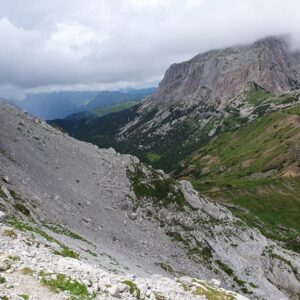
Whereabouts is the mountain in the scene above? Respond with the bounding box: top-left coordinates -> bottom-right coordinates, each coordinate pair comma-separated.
51,36 -> 300,259
11,88 -> 156,120
12,91 -> 99,120
52,36 -> 300,170
152,36 -> 300,106
84,88 -> 156,111
1,101 -> 300,299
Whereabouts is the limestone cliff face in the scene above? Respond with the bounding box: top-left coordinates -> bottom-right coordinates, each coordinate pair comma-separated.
152,37 -> 300,107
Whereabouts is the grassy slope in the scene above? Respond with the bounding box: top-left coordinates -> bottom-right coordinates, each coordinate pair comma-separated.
64,100 -> 141,120
91,100 -> 140,117
177,104 -> 300,251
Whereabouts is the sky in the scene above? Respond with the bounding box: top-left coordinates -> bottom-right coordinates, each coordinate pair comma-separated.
1,0 -> 300,98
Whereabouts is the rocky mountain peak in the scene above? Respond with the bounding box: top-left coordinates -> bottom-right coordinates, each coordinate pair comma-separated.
151,36 -> 300,107
252,35 -> 288,48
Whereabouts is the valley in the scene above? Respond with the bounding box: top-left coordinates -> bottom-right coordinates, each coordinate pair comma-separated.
2,1 -> 300,299
1,36 -> 300,299
51,37 -> 300,261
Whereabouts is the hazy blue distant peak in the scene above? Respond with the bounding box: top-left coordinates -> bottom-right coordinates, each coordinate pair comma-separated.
10,87 -> 156,120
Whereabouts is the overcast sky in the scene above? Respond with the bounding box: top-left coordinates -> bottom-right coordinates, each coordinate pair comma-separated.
1,0 -> 300,98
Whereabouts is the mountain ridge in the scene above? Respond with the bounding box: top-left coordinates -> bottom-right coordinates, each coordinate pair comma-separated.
151,36 -> 300,107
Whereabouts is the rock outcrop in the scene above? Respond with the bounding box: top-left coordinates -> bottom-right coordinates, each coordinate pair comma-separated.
152,36 -> 300,107
0,224 -> 249,300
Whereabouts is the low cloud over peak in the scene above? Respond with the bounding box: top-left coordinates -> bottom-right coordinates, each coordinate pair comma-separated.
1,0 -> 300,98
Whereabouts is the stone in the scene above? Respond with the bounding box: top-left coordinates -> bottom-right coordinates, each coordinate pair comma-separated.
0,211 -> 5,222
2,176 -> 10,184
116,283 -> 128,293
50,274 -> 57,280
0,254 -> 11,272
208,128 -> 217,137
210,278 -> 221,287
129,213 -> 138,220
108,285 -> 121,298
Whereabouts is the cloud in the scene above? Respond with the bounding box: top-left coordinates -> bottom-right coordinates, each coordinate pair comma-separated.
0,0 -> 300,98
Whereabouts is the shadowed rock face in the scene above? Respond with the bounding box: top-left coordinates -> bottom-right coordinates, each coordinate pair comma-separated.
152,36 -> 300,107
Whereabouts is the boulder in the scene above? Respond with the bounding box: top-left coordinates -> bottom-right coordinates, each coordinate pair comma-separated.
2,176 -> 10,184
210,278 -> 221,287
0,211 -> 5,223
129,212 -> 138,221
0,253 -> 11,272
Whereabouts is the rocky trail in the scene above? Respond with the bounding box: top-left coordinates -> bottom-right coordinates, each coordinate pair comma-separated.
0,223 -> 248,300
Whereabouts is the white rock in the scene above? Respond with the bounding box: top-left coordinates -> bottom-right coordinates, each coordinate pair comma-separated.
108,285 -> 121,298
0,211 -> 5,222
2,176 -> 10,184
0,253 -> 11,271
210,278 -> 221,287
129,213 -> 138,220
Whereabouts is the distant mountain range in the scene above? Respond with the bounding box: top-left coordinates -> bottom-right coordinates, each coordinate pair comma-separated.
11,87 -> 156,120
